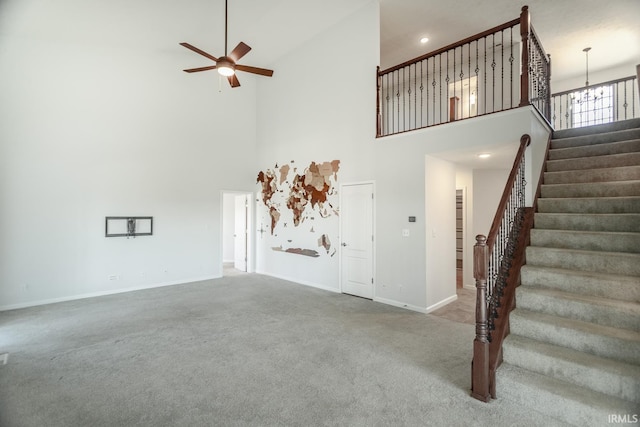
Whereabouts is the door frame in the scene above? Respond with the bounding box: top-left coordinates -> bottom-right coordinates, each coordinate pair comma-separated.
339,180 -> 376,298
220,190 -> 254,274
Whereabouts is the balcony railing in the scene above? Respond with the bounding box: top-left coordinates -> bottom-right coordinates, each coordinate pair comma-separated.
376,6 -> 550,137
551,75 -> 639,130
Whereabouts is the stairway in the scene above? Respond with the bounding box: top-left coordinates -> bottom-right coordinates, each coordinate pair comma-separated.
497,118 -> 640,426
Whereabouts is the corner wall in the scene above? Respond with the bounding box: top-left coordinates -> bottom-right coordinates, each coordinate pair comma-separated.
0,23 -> 258,309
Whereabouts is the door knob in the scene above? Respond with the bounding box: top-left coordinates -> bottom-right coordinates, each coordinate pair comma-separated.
341,242 -> 347,247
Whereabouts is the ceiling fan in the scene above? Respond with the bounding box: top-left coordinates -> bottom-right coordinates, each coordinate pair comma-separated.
179,0 -> 274,88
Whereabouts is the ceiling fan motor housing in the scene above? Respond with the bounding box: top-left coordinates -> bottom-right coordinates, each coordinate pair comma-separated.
216,56 -> 235,76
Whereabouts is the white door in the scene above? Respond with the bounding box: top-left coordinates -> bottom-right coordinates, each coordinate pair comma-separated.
234,194 -> 247,271
340,183 -> 374,299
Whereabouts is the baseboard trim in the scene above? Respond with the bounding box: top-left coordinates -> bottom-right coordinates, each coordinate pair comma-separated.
425,293 -> 458,313
255,270 -> 340,294
0,275 -> 219,312
373,296 -> 428,314
463,284 -> 476,291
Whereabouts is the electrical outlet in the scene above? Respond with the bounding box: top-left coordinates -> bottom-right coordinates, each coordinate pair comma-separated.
108,275 -> 117,281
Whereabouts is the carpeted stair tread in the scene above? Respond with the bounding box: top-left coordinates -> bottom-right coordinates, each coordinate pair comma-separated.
553,117 -> 640,139
546,152 -> 640,172
540,180 -> 640,198
509,309 -> 640,364
498,121 -> 640,423
537,196 -> 640,213
534,212 -> 640,232
502,334 -> 640,402
530,229 -> 640,253
497,363 -> 639,427
543,165 -> 640,184
520,265 -> 640,303
525,246 -> 640,276
551,127 -> 640,149
548,139 -> 640,161
516,286 -> 640,331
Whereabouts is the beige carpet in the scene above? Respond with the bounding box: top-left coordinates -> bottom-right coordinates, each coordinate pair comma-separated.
0,273 -> 567,427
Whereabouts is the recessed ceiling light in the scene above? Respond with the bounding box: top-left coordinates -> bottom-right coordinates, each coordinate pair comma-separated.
478,153 -> 491,159
420,37 -> 429,44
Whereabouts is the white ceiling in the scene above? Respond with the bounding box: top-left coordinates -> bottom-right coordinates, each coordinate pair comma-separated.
3,0 -> 637,172
2,0 -> 638,84
3,0 -> 638,85
380,0 -> 640,82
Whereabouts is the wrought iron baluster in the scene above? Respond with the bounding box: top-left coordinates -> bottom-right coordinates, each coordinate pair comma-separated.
468,43 -> 471,119
500,30 -> 504,110
438,53 -> 442,123
491,34 -> 496,113
433,56 -> 437,126
484,37 -> 487,115
509,28 -> 514,108
420,60 -> 424,128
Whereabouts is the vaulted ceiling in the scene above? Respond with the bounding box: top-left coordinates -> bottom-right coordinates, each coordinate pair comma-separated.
2,0 -> 638,85
381,0 -> 640,82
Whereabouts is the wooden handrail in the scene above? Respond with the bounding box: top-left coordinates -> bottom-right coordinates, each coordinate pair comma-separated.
378,17 -> 520,76
471,132 -> 531,401
485,134 -> 531,252
376,6 -> 546,136
551,75 -> 637,98
471,131 -> 554,402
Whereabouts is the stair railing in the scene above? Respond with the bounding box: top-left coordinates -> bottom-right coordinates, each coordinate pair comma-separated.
551,75 -> 639,130
376,6 -> 551,137
471,134 -> 534,401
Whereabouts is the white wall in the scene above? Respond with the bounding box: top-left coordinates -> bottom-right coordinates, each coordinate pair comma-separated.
472,169 -> 510,242
374,107 -> 550,312
0,0 -> 554,314
0,12 -> 258,309
425,156 -> 456,311
253,1 -> 380,291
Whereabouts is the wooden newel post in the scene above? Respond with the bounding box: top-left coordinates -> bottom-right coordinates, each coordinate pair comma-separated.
519,5 -> 530,107
471,234 -> 490,401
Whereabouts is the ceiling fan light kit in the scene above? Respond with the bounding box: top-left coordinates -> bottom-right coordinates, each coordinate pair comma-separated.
216,58 -> 235,76
180,0 -> 273,88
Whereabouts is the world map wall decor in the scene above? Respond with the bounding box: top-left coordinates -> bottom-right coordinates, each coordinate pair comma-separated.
257,160 -> 340,258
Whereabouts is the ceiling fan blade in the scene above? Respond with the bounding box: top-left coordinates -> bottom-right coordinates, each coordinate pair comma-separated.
183,65 -> 218,73
179,42 -> 218,62
228,74 -> 241,88
229,42 -> 251,62
235,64 -> 274,77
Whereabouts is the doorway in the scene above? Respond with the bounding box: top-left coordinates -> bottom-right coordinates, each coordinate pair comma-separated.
340,182 -> 375,299
455,189 -> 464,288
222,192 -> 252,276
448,75 -> 478,121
